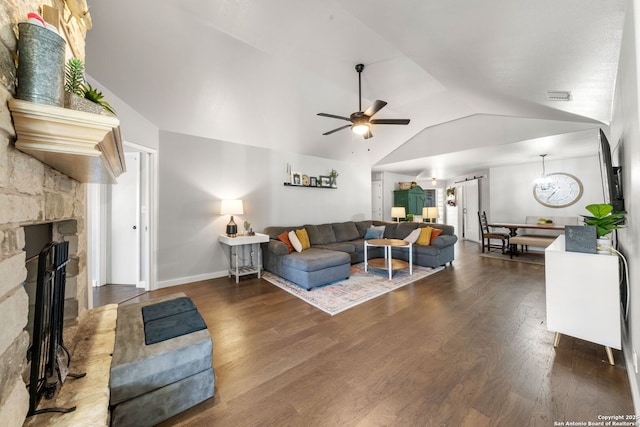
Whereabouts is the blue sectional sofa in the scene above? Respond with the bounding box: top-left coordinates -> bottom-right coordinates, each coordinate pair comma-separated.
262,220 -> 457,290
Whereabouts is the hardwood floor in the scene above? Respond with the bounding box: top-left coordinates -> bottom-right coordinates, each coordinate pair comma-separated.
93,284 -> 146,307
128,241 -> 633,426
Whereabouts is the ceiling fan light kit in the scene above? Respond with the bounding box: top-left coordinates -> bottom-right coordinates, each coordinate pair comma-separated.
318,63 -> 410,139
352,119 -> 369,135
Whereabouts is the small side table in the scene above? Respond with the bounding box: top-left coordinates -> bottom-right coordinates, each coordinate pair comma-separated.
364,238 -> 412,279
219,233 -> 270,283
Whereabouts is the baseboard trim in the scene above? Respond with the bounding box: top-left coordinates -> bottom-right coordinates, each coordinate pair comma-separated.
157,270 -> 228,288
622,338 -> 640,414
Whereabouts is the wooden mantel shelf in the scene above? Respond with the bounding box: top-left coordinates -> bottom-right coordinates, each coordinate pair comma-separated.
8,98 -> 126,183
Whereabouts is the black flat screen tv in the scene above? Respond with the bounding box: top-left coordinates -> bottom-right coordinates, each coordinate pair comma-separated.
598,129 -> 624,212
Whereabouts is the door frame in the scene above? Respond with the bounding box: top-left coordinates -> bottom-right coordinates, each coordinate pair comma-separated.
86,141 -> 158,308
459,180 -> 480,243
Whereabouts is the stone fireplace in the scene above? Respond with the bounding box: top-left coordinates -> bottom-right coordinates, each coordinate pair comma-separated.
0,1 -> 92,426
0,152 -> 88,425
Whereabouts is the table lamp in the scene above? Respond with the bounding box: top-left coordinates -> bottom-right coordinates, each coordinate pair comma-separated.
391,207 -> 406,223
221,199 -> 244,237
422,206 -> 439,223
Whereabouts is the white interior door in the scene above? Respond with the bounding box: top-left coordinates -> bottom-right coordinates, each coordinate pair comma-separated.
109,152 -> 140,285
461,180 -> 480,243
372,180 -> 383,220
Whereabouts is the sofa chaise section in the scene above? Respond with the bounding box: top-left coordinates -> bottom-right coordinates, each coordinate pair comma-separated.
262,231 -> 351,290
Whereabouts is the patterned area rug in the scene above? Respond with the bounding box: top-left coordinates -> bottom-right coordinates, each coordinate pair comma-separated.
262,263 -> 444,316
479,251 -> 545,265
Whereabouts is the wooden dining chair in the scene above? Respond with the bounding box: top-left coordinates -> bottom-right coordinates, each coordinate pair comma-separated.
478,211 -> 510,253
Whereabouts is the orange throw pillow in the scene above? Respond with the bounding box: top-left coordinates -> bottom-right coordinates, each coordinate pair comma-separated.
430,228 -> 443,244
295,228 -> 311,250
277,231 -> 294,252
416,227 -> 433,246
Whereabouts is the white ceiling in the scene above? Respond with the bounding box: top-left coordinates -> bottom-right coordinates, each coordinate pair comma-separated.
84,0 -> 627,180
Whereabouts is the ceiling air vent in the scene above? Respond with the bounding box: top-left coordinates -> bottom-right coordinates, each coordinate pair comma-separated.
546,90 -> 572,101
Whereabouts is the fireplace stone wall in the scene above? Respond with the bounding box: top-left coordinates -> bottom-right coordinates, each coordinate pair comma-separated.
0,2 -> 89,426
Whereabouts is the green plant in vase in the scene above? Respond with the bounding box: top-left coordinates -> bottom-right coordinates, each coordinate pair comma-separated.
64,57 -> 116,115
581,203 -> 626,238
243,220 -> 254,236
64,57 -> 85,96
329,169 -> 339,187
81,82 -> 116,115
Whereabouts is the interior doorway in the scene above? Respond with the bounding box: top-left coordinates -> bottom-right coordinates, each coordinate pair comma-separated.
87,141 -> 158,308
458,180 -> 480,243
372,180 -> 383,220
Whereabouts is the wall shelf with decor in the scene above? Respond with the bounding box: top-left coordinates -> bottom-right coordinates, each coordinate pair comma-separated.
283,183 -> 336,189
8,98 -> 125,183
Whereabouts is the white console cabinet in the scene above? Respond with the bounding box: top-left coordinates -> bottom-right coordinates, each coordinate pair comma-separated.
545,235 -> 621,364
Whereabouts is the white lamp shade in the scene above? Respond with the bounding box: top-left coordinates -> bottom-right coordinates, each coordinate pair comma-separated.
220,199 -> 244,215
391,207 -> 406,219
422,207 -> 439,219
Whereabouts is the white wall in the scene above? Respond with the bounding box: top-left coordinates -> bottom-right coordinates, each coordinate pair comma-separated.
489,154 -> 604,222
610,0 -> 640,411
86,74 -> 160,150
158,130 -> 371,287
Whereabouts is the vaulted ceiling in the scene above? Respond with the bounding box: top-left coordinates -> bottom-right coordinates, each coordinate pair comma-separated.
85,0 -> 626,180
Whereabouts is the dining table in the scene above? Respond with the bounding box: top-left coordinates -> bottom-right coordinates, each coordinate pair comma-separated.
487,222 -> 566,237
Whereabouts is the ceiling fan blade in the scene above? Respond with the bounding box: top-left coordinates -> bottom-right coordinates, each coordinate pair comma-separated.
322,124 -> 352,135
363,128 -> 373,139
370,119 -> 411,125
363,100 -> 387,117
317,112 -> 352,121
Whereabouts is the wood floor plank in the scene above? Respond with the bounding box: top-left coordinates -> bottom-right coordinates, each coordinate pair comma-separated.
131,241 -> 635,427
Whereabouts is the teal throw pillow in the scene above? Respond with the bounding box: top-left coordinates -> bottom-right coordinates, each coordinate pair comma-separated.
364,227 -> 384,240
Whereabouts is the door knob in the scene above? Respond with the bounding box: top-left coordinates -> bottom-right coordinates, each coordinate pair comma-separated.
133,225 -> 137,230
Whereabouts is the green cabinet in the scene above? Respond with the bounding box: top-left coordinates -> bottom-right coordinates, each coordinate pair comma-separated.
394,186 -> 427,216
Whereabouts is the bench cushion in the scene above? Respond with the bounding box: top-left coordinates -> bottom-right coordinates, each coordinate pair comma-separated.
144,309 -> 207,345
142,296 -> 196,322
281,248 -> 350,272
510,235 -> 556,247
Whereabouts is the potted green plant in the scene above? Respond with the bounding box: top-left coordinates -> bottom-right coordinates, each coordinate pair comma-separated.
65,57 -> 85,97
581,203 -> 626,238
82,82 -> 116,115
581,203 -> 626,253
244,220 -> 254,236
329,169 -> 339,188
64,58 -> 116,115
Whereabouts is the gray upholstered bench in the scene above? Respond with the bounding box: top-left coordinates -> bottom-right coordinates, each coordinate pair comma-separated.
110,293 -> 214,427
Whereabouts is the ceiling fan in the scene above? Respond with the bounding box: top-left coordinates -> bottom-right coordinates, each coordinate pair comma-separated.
318,63 -> 410,139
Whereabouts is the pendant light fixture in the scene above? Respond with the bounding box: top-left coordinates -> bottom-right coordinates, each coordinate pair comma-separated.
534,154 -> 553,191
